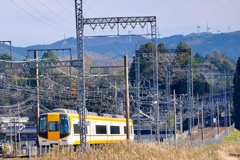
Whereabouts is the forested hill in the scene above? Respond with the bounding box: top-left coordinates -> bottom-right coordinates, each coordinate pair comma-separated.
7,30 -> 240,61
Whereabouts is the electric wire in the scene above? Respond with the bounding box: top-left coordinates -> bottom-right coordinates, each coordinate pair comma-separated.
83,2 -> 135,62
23,0 -> 74,33
38,0 -> 74,26
0,97 -> 34,108
67,0 -> 74,6
55,0 -> 74,16
10,0 -> 71,33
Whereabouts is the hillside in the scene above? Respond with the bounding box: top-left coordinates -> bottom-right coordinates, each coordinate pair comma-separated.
2,31 -> 240,61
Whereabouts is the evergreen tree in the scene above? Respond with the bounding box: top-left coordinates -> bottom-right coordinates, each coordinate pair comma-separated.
233,57 -> 240,129
0,53 -> 11,60
42,51 -> 58,61
157,42 -> 169,53
194,53 -> 205,63
139,42 -> 156,53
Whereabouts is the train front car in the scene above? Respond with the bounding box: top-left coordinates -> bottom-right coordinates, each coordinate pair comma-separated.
38,109 -> 134,147
38,111 -> 72,146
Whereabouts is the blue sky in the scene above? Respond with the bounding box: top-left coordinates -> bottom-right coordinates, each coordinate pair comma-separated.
0,0 -> 239,47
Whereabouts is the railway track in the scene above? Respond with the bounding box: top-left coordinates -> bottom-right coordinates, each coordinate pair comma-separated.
184,127 -> 227,140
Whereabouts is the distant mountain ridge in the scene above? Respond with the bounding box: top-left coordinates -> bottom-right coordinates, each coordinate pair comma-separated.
7,31 -> 240,61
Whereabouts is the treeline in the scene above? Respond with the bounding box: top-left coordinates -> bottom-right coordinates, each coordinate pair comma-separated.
129,42 -> 235,96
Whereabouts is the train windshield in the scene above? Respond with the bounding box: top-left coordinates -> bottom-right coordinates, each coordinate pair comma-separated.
39,115 -> 48,138
60,114 -> 70,138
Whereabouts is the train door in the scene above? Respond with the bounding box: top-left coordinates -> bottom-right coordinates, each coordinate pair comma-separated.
48,114 -> 60,141
72,118 -> 80,145
107,120 -> 110,143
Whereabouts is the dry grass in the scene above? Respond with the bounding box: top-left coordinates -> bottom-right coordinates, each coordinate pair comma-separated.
35,129 -> 240,160
38,140 -> 240,160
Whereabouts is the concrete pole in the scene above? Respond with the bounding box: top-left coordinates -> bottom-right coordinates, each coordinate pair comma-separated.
174,90 -> 177,147
114,82 -> 117,114
150,107 -> 152,141
14,111 -> 17,156
180,96 -> 183,135
124,55 -> 130,140
9,109 -> 12,148
217,102 -> 220,135
165,118 -> 168,139
228,102 -> 231,132
9,41 -> 12,61
18,103 -> 21,151
34,51 -> 40,135
201,101 -> 204,141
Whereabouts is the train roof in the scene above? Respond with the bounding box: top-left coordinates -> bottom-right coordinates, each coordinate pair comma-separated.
52,108 -> 78,114
40,108 -> 127,120
47,108 -> 125,118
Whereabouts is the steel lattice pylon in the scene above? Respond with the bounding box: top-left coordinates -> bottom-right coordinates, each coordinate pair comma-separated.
75,0 -> 158,148
75,0 -> 86,150
187,49 -> 194,139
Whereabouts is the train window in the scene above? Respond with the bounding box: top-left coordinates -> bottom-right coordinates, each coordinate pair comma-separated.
73,124 -> 88,134
60,115 -> 70,134
124,126 -> 132,134
110,126 -> 120,134
39,115 -> 47,132
74,124 -> 80,134
96,125 -> 107,134
49,122 -> 59,132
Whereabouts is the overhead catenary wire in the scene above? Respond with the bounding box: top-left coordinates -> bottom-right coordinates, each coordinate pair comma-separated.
0,45 -> 31,61
23,0 -> 74,33
55,0 -> 75,16
67,0 -> 74,6
0,97 -> 34,108
10,0 -> 72,33
83,1 -> 138,63
38,0 -> 74,26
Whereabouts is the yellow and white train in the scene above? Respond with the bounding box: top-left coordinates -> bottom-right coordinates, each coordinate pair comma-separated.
38,108 -> 134,146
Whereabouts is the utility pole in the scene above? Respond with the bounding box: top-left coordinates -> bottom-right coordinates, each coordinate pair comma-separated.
14,110 -> 17,156
228,102 -> 231,127
150,107 -> 152,141
165,113 -> 168,139
201,101 -> 204,141
34,51 -> 40,135
197,94 -> 199,130
217,102 -> 220,135
210,68 -> 214,138
174,90 -> 177,148
224,71 -> 227,134
124,55 -> 130,140
18,103 -> 21,151
114,82 -> 117,114
9,109 -> 12,149
180,100 -> 183,135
